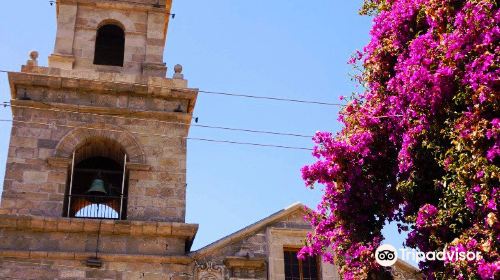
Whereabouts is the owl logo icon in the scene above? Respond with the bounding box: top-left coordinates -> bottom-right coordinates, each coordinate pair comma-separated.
375,244 -> 398,266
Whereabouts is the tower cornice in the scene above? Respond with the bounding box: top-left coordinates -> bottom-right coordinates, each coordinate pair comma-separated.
56,0 -> 173,14
8,68 -> 198,117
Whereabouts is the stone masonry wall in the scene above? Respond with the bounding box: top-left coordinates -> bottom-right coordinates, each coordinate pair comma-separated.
1,71 -> 194,222
0,215 -> 197,256
0,257 -> 192,280
0,208 -> 197,280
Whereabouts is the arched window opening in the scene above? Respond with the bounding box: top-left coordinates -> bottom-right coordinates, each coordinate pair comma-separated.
64,138 -> 129,220
93,24 -> 125,67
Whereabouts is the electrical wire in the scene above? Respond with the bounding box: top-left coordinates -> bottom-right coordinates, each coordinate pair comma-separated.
0,118 -> 313,151
1,102 -> 314,138
0,101 -> 402,121
0,69 -> 344,107
195,89 -> 343,106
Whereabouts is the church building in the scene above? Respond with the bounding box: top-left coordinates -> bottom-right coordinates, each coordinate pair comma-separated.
0,0 -> 420,279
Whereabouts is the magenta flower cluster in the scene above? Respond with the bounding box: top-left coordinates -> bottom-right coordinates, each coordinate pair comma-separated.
415,204 -> 438,228
300,0 -> 499,279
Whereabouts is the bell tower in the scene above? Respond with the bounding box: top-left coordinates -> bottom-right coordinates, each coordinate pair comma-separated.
0,0 -> 199,278
49,0 -> 173,77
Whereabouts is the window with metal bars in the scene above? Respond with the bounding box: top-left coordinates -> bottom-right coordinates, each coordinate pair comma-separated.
284,249 -> 320,280
63,138 -> 129,220
64,156 -> 128,220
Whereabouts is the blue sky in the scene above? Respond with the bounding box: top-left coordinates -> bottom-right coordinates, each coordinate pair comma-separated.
0,0 -> 408,257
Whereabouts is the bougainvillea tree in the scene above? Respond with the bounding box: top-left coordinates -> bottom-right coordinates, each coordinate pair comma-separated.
300,0 -> 499,279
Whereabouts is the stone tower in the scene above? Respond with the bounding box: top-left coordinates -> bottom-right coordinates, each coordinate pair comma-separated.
0,0 -> 199,278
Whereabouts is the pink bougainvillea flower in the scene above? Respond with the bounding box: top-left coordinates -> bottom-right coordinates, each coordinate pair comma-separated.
300,0 -> 500,279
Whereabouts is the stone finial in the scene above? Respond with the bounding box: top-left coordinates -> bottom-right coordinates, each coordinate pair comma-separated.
30,51 -> 39,60
27,51 -> 39,67
173,64 -> 184,79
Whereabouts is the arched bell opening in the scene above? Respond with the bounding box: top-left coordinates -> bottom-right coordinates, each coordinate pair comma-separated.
93,23 -> 125,67
63,137 -> 129,220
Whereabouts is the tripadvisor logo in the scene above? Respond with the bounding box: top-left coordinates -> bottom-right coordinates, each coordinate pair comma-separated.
375,244 -> 398,267
375,244 -> 483,267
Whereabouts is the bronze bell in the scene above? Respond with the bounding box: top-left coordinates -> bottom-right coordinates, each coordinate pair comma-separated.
86,178 -> 107,196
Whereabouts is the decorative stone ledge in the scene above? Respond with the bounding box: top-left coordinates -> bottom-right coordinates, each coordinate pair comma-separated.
224,256 -> 266,269
0,214 -> 198,239
0,249 -> 192,265
9,70 -> 197,107
10,99 -> 193,123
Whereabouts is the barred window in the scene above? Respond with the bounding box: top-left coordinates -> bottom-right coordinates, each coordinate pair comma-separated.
284,249 -> 320,280
63,137 -> 128,220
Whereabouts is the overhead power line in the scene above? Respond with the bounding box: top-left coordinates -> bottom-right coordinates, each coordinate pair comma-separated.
0,70 -> 343,107
0,118 -> 313,151
194,89 -> 343,106
1,103 -> 313,138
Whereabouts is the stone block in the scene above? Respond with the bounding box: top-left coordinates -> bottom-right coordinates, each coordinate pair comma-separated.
48,251 -> 75,260
156,222 -> 172,235
11,136 -> 38,148
142,223 -> 157,235
29,250 -> 48,259
31,218 -> 45,231
37,139 -> 59,149
83,219 -> 100,232
57,218 -> 72,231
100,220 -> 115,233
85,268 -> 119,279
114,222 -> 131,235
68,219 -> 84,232
47,171 -> 67,184
44,217 -> 58,231
0,216 -> 18,228
23,171 -> 49,184
134,23 -> 147,33
38,148 -> 53,159
48,193 -> 65,202
14,147 -> 36,159
16,216 -> 32,229
60,270 -> 86,279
